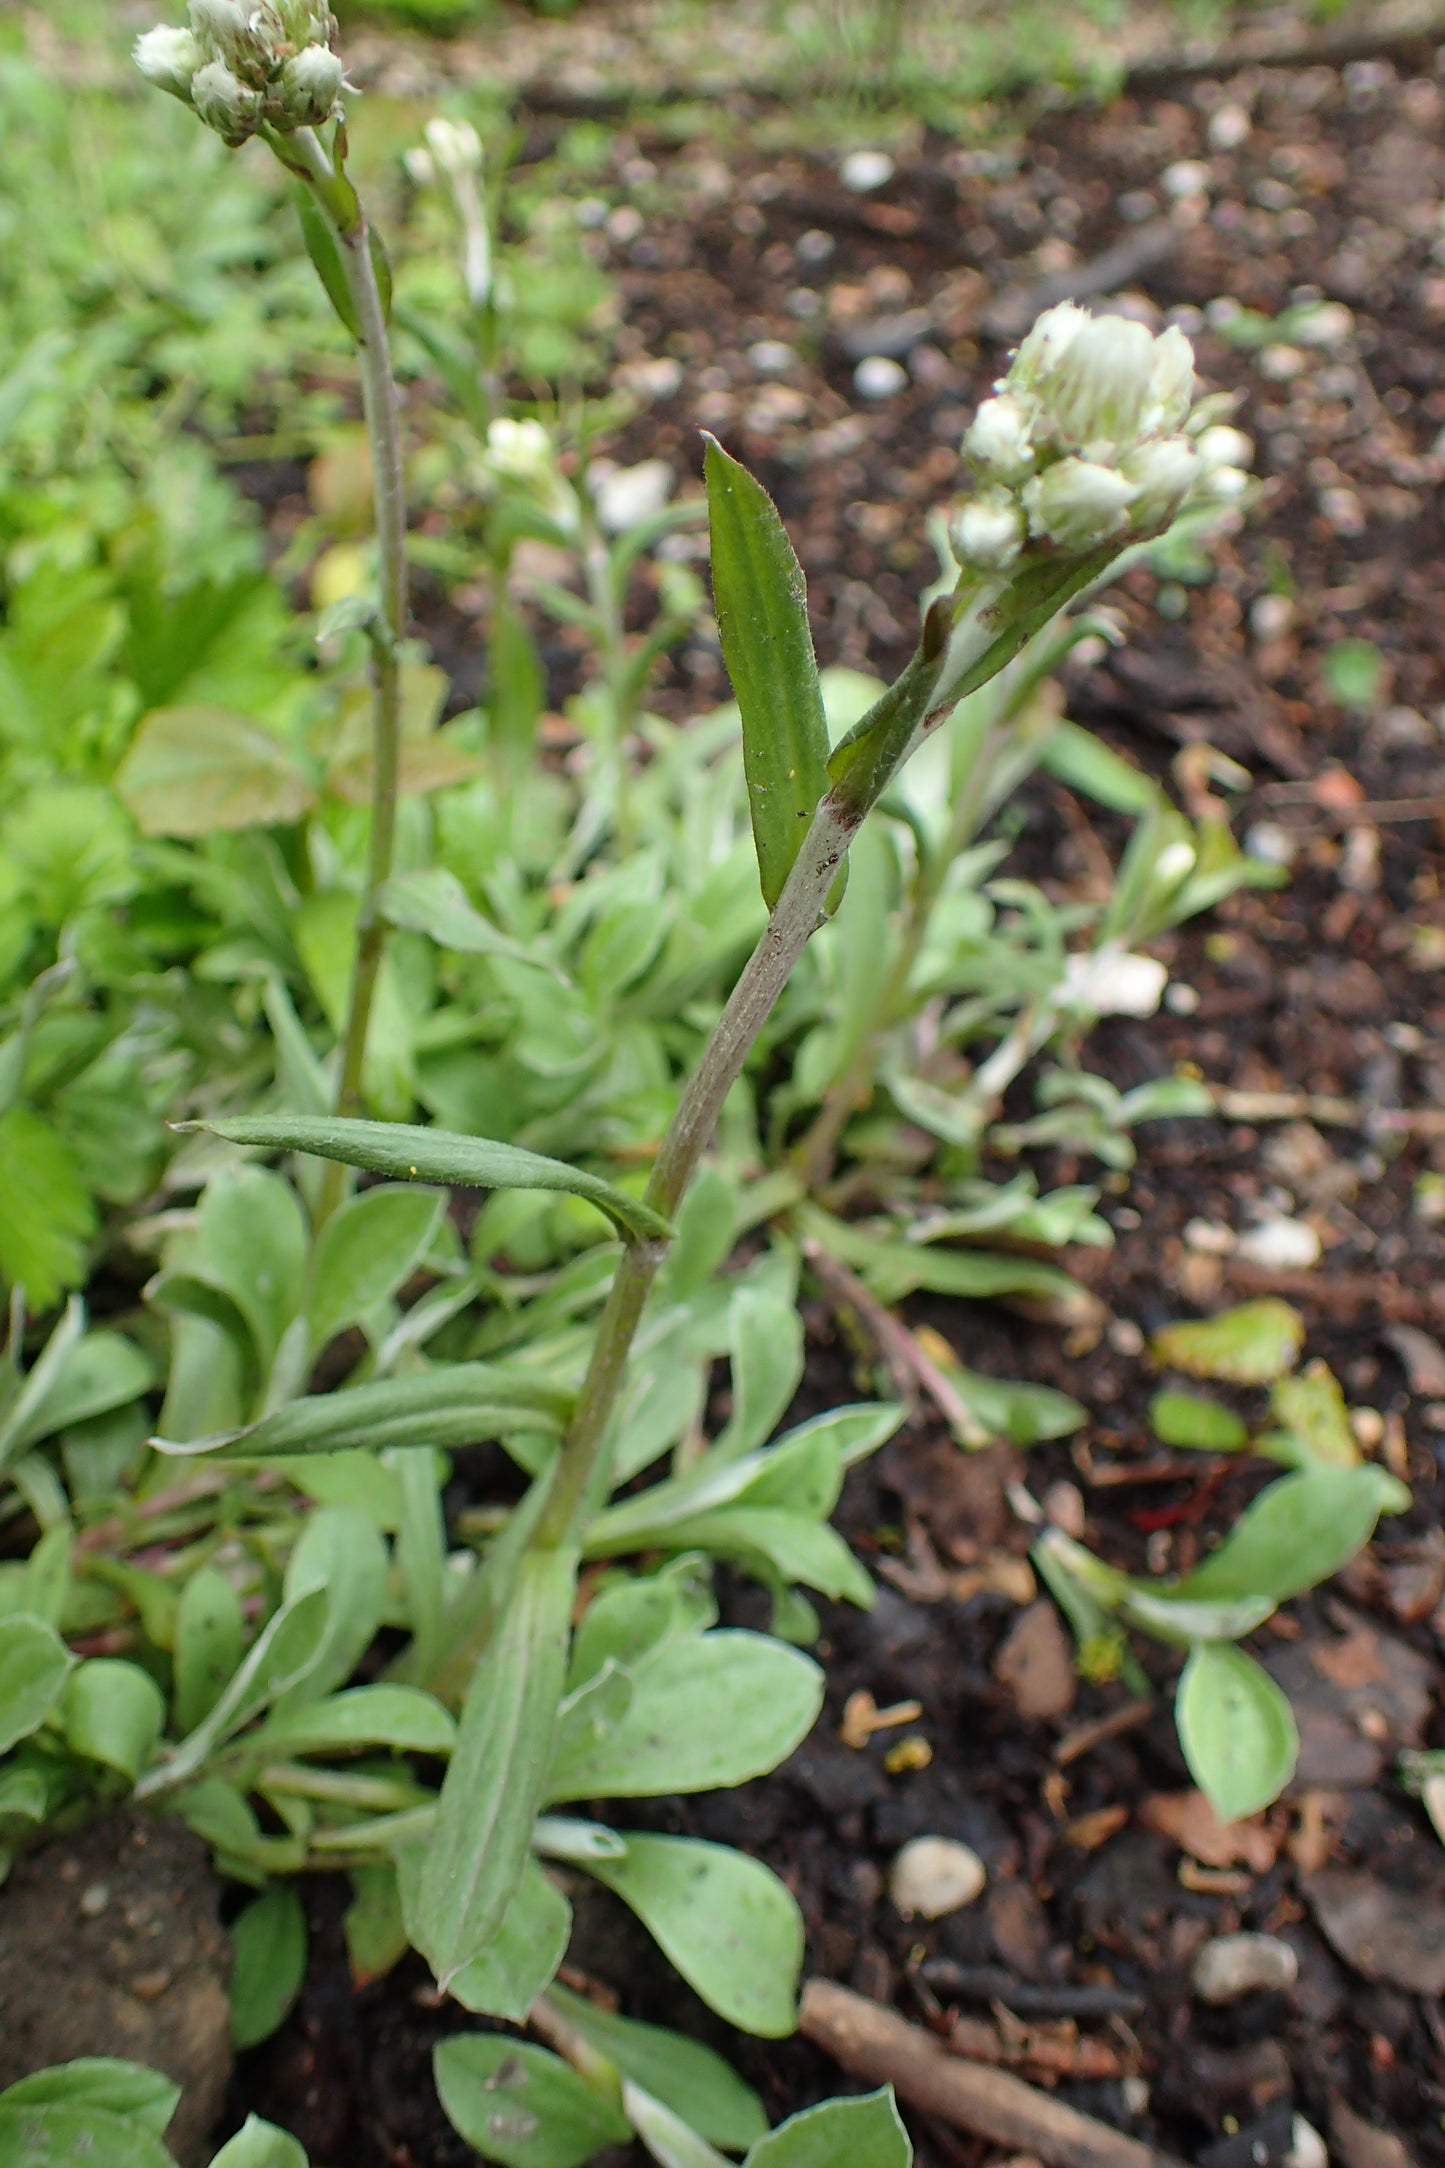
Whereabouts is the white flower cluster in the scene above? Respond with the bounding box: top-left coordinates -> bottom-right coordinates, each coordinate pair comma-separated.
480,418 -> 578,532
949,304 -> 1252,576
135,2 -> 344,147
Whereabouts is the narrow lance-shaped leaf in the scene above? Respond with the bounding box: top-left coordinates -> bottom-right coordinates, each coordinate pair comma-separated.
414,1544 -> 578,1990
704,435 -> 830,906
177,1115 -> 673,1246
153,1362 -> 567,1462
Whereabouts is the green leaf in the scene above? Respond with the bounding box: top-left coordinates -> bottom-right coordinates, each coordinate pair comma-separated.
713,1284 -> 805,1463
345,1861 -> 408,1986
276,1506 -> 389,1709
1037,719 -> 1156,815
0,2059 -> 179,2136
584,1835 -> 803,2037
155,1363 -> 567,1462
179,1116 -> 673,1247
434,2038 -> 631,2168
1270,1362 -> 1358,1468
380,869 -> 562,977
63,1659 -> 166,1781
0,2104 -> 175,2168
1152,1300 -> 1305,1385
704,435 -> 830,907
231,1883 -> 308,2050
305,1184 -> 446,1354
623,2084 -> 731,2168
209,2116 -> 312,2168
161,1166 -> 309,1378
745,2090 -> 911,2168
415,1545 -> 576,1990
249,1685 -> 456,1760
547,1986 -> 767,2152
174,1567 -> 246,1735
546,1630 -> 822,1802
1149,1391 -> 1249,1452
1,1328 -> 152,1467
149,1588 -> 330,1791
0,1106 -> 96,1311
115,706 -> 315,837
1176,1641 -> 1299,1822
295,186 -> 392,342
447,1859 -> 571,2021
0,1613 -> 72,1753
952,1369 -> 1086,1446
1162,1464 -> 1407,1613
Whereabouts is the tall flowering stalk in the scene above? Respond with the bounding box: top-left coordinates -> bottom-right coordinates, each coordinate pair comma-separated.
137,4 -> 405,1221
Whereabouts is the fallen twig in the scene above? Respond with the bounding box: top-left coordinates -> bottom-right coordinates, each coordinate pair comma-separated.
1053,1699 -> 1155,1767
802,1238 -> 990,1446
1223,1259 -> 1445,1324
921,1960 -> 1146,2021
801,1980 -> 1189,2168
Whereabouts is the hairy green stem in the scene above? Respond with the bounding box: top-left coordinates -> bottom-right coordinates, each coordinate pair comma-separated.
535,793 -> 860,1546
280,129 -> 408,1223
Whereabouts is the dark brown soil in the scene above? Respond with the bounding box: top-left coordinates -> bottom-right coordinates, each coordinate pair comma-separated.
231,45 -> 1445,2168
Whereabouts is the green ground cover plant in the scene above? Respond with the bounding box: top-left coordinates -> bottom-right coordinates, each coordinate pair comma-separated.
0,5 -> 1413,2161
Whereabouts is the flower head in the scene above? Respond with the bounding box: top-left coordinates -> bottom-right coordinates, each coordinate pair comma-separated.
945,305 -> 1251,578
964,393 -> 1035,480
950,489 -> 1026,573
424,118 -> 485,178
1022,457 -> 1137,551
133,23 -> 203,97
189,58 -> 262,144
136,3 -> 343,143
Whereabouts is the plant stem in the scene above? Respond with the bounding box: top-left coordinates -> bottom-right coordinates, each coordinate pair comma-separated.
280,128 -> 408,1224
535,793 -> 860,1546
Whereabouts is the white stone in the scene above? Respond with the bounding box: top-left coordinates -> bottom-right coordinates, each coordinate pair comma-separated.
1235,1217 -> 1320,1270
1163,159 -> 1211,199
888,1837 -> 986,1920
854,356 -> 908,399
1285,2117 -> 1329,2168
841,149 -> 896,193
1059,945 -> 1167,1018
1192,1932 -> 1300,2003
1208,103 -> 1252,151
748,340 -> 797,376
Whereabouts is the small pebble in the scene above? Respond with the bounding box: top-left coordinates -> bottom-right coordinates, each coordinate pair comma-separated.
841,149 -> 895,193
888,1836 -> 986,1920
1244,820 -> 1297,868
1042,1480 -> 1086,1538
1184,1218 -> 1236,1256
1162,159 -> 1211,199
1109,1317 -> 1146,1356
78,1882 -> 110,1919
1165,982 -> 1200,1015
797,227 -> 835,263
1251,595 -> 1294,641
1293,301 -> 1355,349
1208,103 -> 1252,151
1192,1932 -> 1300,2004
1235,1217 -> 1320,1271
747,339 -> 797,377
1285,2117 -> 1329,2168
854,355 -> 909,400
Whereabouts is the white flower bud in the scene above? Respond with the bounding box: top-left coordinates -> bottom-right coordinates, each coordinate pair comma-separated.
950,489 -> 1027,571
1194,462 -> 1250,505
1023,457 -> 1137,551
1196,424 -> 1253,472
280,41 -> 344,121
1009,301 -> 1088,394
188,0 -> 250,58
485,417 -> 555,483
1120,436 -> 1201,525
404,148 -> 437,187
1045,314 -> 1158,452
963,393 -> 1035,479
1142,324 -> 1196,435
134,23 -> 203,98
189,56 -> 263,142
424,118 -> 485,178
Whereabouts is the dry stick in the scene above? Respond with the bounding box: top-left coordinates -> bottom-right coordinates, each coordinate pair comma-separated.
802,1238 -> 989,1446
800,1980 -> 1190,2168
